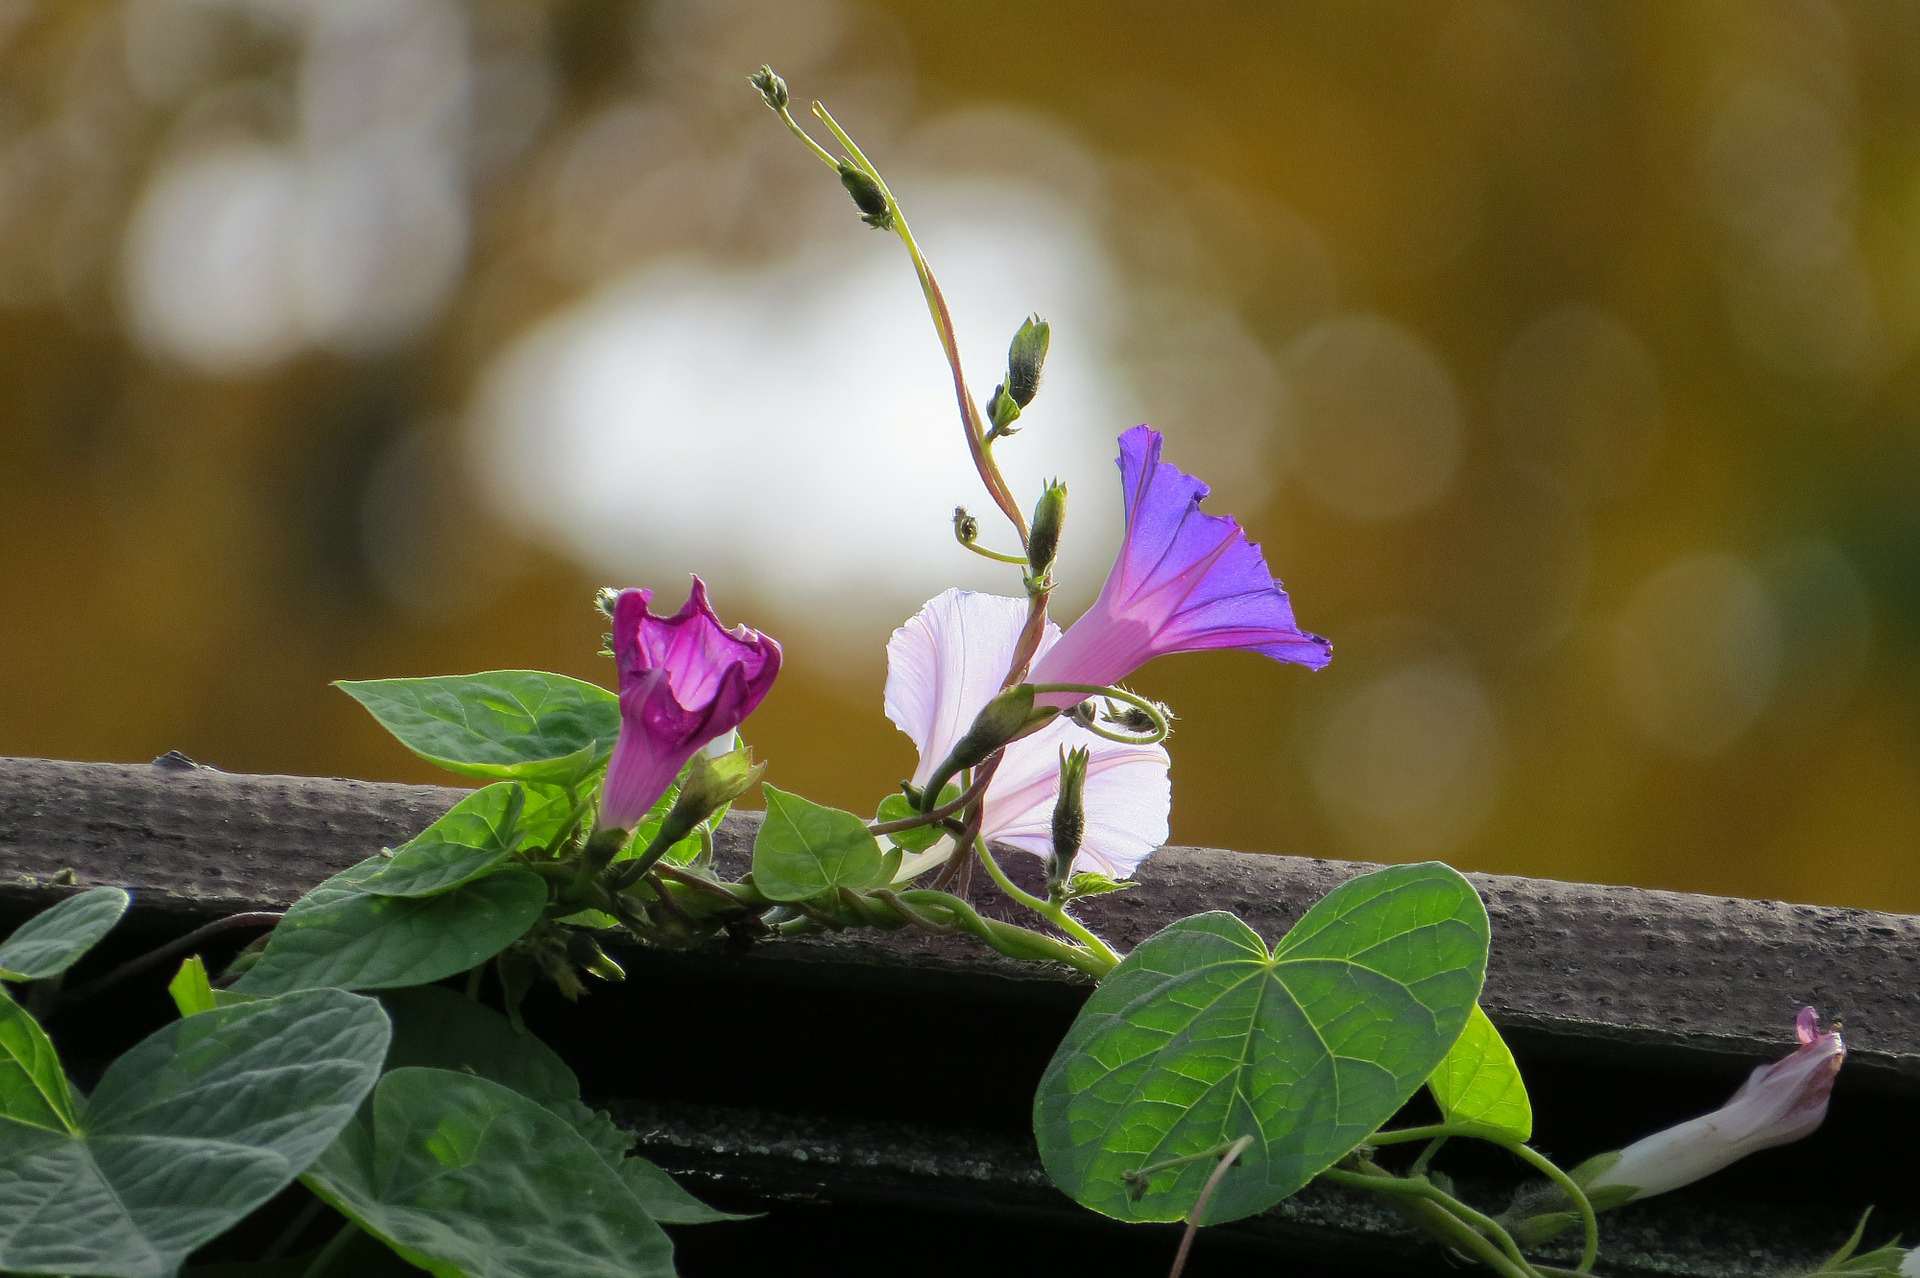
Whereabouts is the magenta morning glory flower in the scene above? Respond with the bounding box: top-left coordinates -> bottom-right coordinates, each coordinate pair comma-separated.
1580,1007 -> 1845,1203
1029,425 -> 1330,705
885,589 -> 1169,878
599,577 -> 781,832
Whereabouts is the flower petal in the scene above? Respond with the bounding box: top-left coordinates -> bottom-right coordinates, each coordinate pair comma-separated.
883,589 -> 1059,787
982,715 -> 1170,879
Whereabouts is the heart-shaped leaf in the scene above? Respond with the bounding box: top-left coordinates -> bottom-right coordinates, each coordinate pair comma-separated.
1428,1003 -> 1531,1141
303,1068 -> 676,1278
1034,862 -> 1488,1224
338,671 -> 620,785
751,785 -> 887,901
0,988 -> 389,1278
233,857 -> 547,995
0,887 -> 130,982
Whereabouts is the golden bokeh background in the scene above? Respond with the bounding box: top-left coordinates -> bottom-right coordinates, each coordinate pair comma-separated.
2,0 -> 1916,910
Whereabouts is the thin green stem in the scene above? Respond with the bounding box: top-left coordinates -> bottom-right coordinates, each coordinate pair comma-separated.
1166,1135 -> 1254,1278
973,837 -> 1121,969
1498,1140 -> 1598,1274
895,888 -> 1112,979
1323,1168 -> 1541,1278
810,99 -> 1028,544
868,767 -> 992,838
958,537 -> 1029,566
1029,682 -> 1170,745
774,104 -> 840,170
1410,1134 -> 1449,1177
1364,1123 -> 1464,1147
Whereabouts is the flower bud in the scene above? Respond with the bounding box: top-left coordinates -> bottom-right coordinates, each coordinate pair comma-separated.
594,587 -> 620,617
837,161 -> 893,229
1027,479 -> 1067,585
567,931 -> 627,984
952,506 -> 979,546
655,745 -> 764,851
922,683 -> 1053,807
986,382 -> 1021,434
1006,314 -> 1050,407
1047,746 -> 1089,891
748,65 -> 789,111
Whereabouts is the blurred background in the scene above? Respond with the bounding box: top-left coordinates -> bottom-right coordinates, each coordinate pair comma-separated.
2,0 -> 1916,911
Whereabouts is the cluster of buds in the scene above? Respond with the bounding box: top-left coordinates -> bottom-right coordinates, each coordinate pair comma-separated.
985,314 -> 1051,437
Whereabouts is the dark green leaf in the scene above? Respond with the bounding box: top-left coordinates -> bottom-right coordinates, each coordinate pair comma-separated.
1428,1003 -> 1531,1140
1033,863 -> 1488,1224
362,783 -> 560,898
0,886 -> 130,982
874,793 -> 945,854
751,785 -> 887,901
619,1158 -> 757,1225
0,989 -> 389,1278
233,857 -> 547,995
303,1068 -> 675,1278
337,671 -> 620,785
0,986 -> 77,1133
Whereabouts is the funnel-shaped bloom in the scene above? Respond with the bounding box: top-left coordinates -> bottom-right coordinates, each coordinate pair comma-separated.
599,578 -> 781,831
1030,426 -> 1329,705
885,589 -> 1169,878
1582,1007 -> 1845,1203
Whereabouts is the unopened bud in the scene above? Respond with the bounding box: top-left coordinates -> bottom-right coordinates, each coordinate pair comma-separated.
986,383 -> 1021,434
595,587 -> 620,617
837,161 -> 893,229
922,683 -> 1052,808
1047,746 -> 1089,891
748,65 -> 789,111
1027,479 -> 1067,585
568,932 -> 627,983
657,746 -> 764,850
953,507 -> 979,546
1103,697 -> 1168,736
1006,314 -> 1050,407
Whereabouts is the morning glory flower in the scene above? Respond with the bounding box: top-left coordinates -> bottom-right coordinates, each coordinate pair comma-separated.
884,588 -> 1169,878
1029,425 -> 1330,705
599,578 -> 781,832
1580,1007 -> 1846,1203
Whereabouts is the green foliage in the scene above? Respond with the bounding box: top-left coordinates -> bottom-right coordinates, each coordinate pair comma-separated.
337,671 -> 620,786
751,784 -> 889,901
1033,863 -> 1489,1224
233,857 -> 546,995
362,783 -> 565,898
873,786 -> 959,855
1428,1003 -> 1532,1141
0,886 -> 130,981
0,989 -> 389,1278
303,1068 -> 677,1278
0,986 -> 77,1132
1061,871 -> 1136,900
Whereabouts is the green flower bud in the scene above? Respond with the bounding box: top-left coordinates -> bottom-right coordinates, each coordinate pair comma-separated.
1047,745 -> 1089,891
837,161 -> 893,229
986,382 -> 1021,435
655,745 -> 764,851
594,587 -> 620,617
1027,479 -> 1067,585
748,65 -> 789,111
922,683 -> 1053,808
567,931 -> 627,984
952,506 -> 979,546
1006,314 -> 1050,407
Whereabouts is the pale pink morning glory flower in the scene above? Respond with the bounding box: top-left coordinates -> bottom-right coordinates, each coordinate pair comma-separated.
1030,425 -> 1329,707
885,588 -> 1170,878
599,577 -> 781,831
1583,1007 -> 1845,1203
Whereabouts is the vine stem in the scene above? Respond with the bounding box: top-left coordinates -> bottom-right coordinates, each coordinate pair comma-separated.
1029,681 -> 1171,744
973,836 -> 1120,971
1166,1135 -> 1255,1278
867,767 -> 993,838
1323,1166 -> 1541,1278
300,1222 -> 359,1278
1498,1139 -> 1599,1274
57,910 -> 283,1005
809,100 -> 1029,546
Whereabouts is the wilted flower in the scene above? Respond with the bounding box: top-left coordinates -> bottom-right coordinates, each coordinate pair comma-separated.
884,589 -> 1169,878
1029,426 -> 1329,705
1581,1007 -> 1846,1204
599,578 -> 781,832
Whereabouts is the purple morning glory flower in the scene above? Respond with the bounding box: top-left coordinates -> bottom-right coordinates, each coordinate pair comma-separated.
1030,425 -> 1330,704
599,577 -> 781,832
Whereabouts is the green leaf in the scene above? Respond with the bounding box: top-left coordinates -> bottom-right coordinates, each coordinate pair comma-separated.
362,783 -> 562,898
0,988 -> 389,1278
1033,862 -> 1489,1225
167,956 -> 217,1018
1428,1003 -> 1531,1140
303,1068 -> 676,1278
1062,871 -> 1138,900
0,986 -> 77,1132
232,857 -> 547,995
0,886 -> 130,982
751,785 -> 888,901
873,793 -> 945,854
338,671 -> 620,785
618,1158 -> 756,1225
